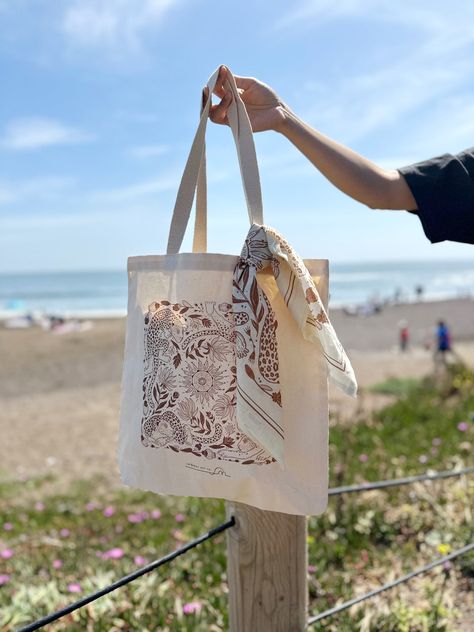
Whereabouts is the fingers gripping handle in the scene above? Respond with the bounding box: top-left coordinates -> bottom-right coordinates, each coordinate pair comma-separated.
166,66 -> 264,255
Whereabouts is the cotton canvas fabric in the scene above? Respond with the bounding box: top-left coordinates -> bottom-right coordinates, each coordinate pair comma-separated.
118,66 -> 356,515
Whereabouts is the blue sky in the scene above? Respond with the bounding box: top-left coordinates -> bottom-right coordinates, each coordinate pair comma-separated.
1,0 -> 473,272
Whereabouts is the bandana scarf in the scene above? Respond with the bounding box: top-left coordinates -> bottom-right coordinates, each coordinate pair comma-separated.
232,224 -> 357,464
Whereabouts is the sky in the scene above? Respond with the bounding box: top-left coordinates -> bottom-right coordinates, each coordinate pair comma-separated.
1,0 -> 474,272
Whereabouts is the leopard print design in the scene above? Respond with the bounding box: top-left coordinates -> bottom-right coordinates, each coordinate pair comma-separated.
141,410 -> 223,448
181,302 -> 250,359
257,292 -> 279,384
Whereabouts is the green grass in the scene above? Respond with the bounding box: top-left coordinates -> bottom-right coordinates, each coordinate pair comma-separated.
1,364 -> 473,631
370,376 -> 420,397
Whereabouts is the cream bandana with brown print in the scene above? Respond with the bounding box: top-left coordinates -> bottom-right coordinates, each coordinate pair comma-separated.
232,224 -> 357,464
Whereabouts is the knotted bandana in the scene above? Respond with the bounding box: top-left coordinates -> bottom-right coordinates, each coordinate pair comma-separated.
232,224 -> 357,464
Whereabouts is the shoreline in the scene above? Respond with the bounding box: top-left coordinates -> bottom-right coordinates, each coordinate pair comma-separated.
1,296 -> 473,485
1,294 -> 472,323
2,297 -> 473,354
330,297 -> 474,351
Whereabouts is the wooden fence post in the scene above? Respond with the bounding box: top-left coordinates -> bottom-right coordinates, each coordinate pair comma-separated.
226,501 -> 308,631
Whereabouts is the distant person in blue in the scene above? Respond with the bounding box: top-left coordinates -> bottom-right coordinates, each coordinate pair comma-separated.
206,66 -> 474,245
435,320 -> 451,358
433,319 -> 461,370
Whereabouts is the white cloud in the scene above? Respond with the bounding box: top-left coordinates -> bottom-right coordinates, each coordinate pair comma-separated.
90,166 -> 231,205
90,174 -> 179,204
128,144 -> 170,159
0,162 -> 230,218
61,0 -> 181,57
274,1 -> 470,33
303,53 -> 473,145
276,3 -> 474,147
0,176 -> 75,206
113,110 -> 161,124
0,118 -> 93,150
402,95 -> 474,156
0,186 -> 15,205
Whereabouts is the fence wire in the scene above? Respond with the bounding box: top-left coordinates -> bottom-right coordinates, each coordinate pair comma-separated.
16,465 -> 473,631
17,517 -> 235,632
308,541 -> 474,625
328,465 -> 474,496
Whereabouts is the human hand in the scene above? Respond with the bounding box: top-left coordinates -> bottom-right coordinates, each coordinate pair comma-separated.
202,65 -> 289,133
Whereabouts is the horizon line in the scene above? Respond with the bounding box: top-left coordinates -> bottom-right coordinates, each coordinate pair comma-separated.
1,256 -> 474,276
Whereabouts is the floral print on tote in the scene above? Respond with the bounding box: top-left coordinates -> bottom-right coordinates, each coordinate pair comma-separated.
141,300 -> 276,465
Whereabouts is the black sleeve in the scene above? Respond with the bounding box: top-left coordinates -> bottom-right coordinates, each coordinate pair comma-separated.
397,148 -> 474,245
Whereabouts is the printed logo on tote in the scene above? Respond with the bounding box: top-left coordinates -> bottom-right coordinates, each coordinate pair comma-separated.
141,299 -> 279,465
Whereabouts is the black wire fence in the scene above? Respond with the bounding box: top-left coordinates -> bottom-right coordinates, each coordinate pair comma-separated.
308,542 -> 474,625
328,465 -> 474,496
17,466 -> 474,631
17,518 -> 236,632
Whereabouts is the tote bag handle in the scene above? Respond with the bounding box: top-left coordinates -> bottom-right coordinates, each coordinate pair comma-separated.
166,66 -> 264,255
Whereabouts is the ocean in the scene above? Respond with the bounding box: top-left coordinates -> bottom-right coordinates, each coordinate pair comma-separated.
0,259 -> 473,318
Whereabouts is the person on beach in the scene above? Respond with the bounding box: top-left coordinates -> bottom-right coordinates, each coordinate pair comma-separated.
204,65 -> 474,246
434,320 -> 452,364
399,320 -> 409,352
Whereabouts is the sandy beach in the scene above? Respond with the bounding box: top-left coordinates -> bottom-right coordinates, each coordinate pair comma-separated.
1,298 -> 473,488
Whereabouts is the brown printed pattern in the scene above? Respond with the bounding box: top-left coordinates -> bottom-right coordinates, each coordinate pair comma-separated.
141,299 -> 277,465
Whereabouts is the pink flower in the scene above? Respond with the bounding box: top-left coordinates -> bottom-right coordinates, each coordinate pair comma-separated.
175,513 -> 185,523
183,601 -> 202,615
85,502 -> 97,512
431,447 -> 439,456
134,555 -> 148,565
53,559 -> 62,570
103,506 -> 115,517
35,502 -> 45,511
0,549 -> 13,559
59,528 -> 70,537
307,565 -> 316,573
419,455 -> 428,464
127,513 -> 143,524
457,421 -> 469,432
101,548 -> 124,560
172,529 -> 186,542
432,437 -> 442,446
3,523 -> 12,531
358,454 -> 368,463
139,511 -> 149,520
0,574 -> 11,586
151,509 -> 161,520
67,583 -> 82,593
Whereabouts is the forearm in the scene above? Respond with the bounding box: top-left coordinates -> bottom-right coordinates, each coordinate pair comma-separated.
276,105 -> 417,211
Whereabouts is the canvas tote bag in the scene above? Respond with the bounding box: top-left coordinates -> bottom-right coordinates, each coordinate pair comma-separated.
118,66 -> 357,515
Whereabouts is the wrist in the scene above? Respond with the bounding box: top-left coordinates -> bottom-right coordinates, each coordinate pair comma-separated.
273,101 -> 298,136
